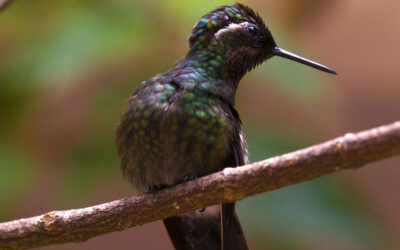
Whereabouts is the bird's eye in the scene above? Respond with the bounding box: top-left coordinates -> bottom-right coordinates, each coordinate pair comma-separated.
247,26 -> 258,37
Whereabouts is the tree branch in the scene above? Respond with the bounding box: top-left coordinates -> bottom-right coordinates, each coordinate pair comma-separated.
1,121 -> 400,249
0,0 -> 14,11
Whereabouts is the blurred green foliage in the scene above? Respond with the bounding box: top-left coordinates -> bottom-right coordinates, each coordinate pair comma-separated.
0,144 -> 33,216
0,0 -> 394,249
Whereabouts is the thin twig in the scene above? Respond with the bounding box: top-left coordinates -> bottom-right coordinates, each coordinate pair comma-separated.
1,121 -> 400,249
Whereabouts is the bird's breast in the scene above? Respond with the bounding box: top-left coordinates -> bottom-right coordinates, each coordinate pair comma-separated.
117,84 -> 234,191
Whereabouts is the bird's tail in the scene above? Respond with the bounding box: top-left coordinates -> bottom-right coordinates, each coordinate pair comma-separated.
163,203 -> 248,250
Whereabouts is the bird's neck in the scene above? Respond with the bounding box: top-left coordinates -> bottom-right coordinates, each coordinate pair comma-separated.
172,48 -> 235,106
183,40 -> 248,89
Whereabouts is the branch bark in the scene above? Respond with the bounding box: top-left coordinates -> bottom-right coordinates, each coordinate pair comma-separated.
1,121 -> 400,249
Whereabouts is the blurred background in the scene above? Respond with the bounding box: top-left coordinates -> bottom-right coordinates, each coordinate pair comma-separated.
1,0 -> 400,249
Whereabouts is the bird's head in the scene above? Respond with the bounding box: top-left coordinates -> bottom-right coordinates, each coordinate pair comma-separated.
187,3 -> 335,81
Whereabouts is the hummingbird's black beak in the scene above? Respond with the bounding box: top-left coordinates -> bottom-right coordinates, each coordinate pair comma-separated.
272,47 -> 337,74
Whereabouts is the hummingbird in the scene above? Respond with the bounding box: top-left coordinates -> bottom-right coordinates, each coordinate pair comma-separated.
116,3 -> 336,250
